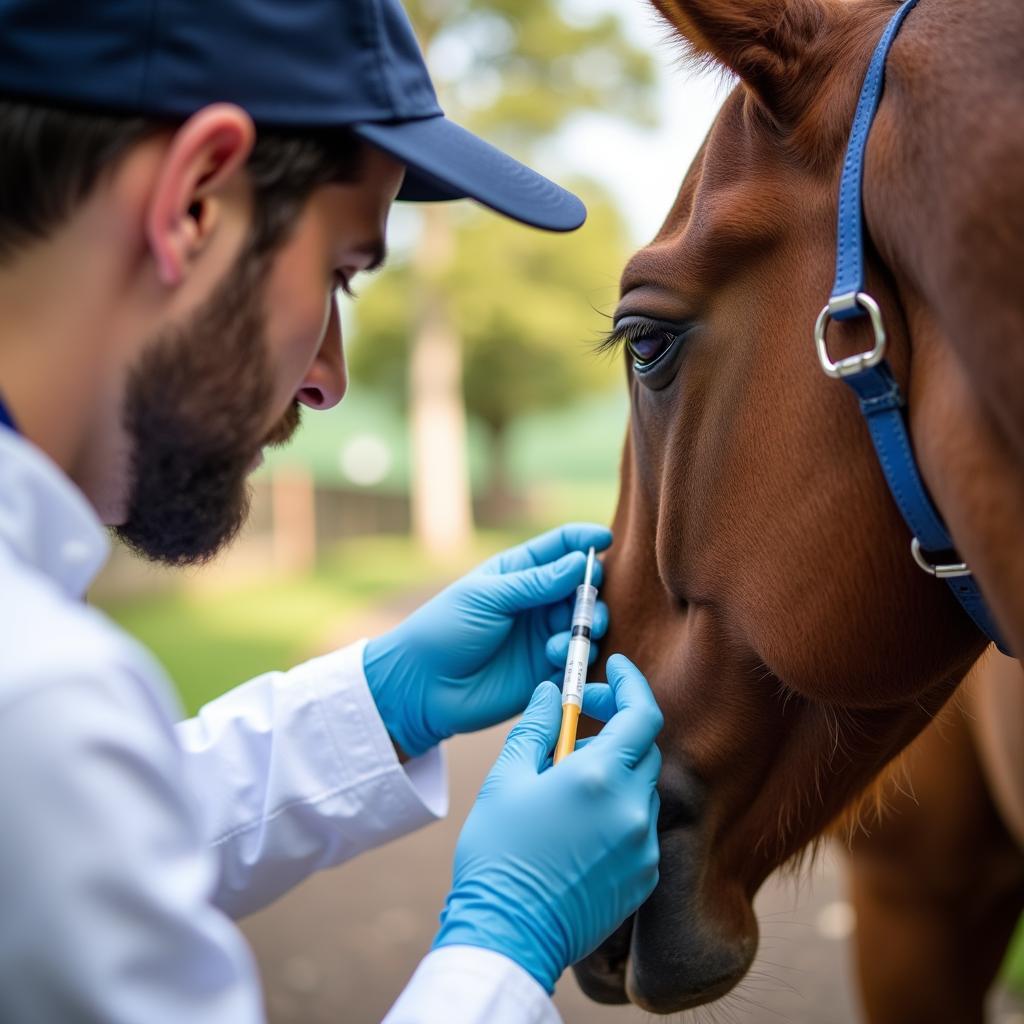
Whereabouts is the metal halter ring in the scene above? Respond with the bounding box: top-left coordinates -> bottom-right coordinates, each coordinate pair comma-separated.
814,291 -> 887,379
910,537 -> 972,579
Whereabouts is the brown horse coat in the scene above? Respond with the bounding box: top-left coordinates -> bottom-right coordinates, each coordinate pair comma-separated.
575,0 -> 1024,1016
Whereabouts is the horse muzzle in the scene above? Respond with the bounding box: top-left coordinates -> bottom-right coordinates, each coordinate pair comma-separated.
574,838 -> 757,1011
574,765 -> 757,1013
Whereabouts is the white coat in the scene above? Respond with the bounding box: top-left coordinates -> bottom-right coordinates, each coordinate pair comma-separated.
0,426 -> 560,1024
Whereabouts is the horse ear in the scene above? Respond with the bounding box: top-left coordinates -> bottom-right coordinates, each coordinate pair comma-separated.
650,0 -> 831,118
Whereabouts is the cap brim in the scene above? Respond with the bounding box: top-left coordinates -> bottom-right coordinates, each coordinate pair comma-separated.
351,115 -> 586,232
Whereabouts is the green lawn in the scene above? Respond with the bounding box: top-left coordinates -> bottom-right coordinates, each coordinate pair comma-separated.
1005,916 -> 1024,994
101,531 -> 524,715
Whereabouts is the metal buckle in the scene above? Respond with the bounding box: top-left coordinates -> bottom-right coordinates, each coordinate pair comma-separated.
814,291 -> 887,379
910,537 -> 972,579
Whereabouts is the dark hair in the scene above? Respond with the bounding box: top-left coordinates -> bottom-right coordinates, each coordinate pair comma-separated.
0,97 -> 366,263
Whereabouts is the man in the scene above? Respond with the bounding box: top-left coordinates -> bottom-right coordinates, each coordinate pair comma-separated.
0,1 -> 663,1021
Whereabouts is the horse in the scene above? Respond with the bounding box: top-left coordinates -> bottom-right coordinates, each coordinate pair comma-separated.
573,0 -> 1024,1018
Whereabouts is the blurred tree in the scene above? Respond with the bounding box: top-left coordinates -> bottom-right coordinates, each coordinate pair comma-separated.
349,182 -> 629,513
365,1 -> 655,549
408,0 -> 656,145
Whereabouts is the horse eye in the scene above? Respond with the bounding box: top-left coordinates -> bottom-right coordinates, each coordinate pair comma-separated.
626,330 -> 678,367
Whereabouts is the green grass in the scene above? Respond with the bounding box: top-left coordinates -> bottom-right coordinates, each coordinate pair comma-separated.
101,531 -> 524,715
1003,914 -> 1024,994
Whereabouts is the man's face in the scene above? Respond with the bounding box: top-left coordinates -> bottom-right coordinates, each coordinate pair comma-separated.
114,144 -> 403,565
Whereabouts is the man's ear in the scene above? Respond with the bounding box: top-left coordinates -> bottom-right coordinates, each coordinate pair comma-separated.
146,103 -> 256,287
650,0 -> 833,119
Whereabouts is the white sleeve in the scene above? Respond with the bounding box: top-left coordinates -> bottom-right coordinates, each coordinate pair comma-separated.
0,672 -> 264,1024
175,638 -> 449,919
384,947 -> 562,1024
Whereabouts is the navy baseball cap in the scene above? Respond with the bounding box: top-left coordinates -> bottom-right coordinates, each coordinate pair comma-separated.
0,0 -> 585,232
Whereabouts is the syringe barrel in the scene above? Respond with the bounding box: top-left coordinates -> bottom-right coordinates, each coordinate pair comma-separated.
562,583 -> 598,708
561,635 -> 589,707
570,584 -> 597,630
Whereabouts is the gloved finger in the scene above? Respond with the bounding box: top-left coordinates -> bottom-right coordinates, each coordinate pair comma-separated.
548,733 -> 595,764
633,741 -> 663,787
649,788 -> 662,834
646,791 -> 662,864
625,782 -> 661,862
484,551 -> 589,615
589,655 -> 664,768
544,596 -> 572,636
498,682 -> 562,772
642,793 -> 662,894
581,683 -> 617,723
545,631 -> 569,666
543,632 -> 601,669
482,523 -> 612,575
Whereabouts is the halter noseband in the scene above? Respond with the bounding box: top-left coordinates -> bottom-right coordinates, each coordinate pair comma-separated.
814,0 -> 1010,654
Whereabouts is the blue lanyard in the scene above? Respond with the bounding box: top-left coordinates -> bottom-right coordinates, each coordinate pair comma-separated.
0,394 -> 16,434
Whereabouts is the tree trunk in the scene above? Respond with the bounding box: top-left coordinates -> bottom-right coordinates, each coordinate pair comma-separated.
408,205 -> 474,555
485,419 -> 520,526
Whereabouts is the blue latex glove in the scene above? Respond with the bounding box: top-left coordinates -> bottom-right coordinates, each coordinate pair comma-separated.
433,655 -> 663,993
363,524 -> 611,757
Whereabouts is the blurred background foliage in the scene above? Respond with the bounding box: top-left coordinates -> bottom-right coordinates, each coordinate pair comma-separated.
405,0 -> 656,142
347,181 -> 627,508
361,0 -> 655,554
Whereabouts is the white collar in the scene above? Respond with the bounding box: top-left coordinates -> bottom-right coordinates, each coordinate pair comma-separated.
0,426 -> 110,599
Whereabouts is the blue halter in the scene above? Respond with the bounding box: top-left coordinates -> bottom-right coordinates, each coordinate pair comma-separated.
814,0 -> 1010,654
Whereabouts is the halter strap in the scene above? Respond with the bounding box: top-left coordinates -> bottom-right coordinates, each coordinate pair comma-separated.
814,0 -> 1010,654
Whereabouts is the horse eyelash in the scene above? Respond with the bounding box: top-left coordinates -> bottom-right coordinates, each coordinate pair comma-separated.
594,331 -> 624,356
593,319 -> 652,356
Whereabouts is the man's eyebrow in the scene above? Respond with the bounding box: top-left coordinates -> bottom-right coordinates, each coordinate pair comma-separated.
353,238 -> 388,273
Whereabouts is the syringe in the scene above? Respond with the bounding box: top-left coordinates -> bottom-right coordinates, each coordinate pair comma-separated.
554,546 -> 598,765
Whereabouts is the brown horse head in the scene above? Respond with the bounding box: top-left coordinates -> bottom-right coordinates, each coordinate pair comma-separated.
576,0 -> 1024,1012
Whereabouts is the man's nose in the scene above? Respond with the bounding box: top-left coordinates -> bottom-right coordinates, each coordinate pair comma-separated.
297,296 -> 347,411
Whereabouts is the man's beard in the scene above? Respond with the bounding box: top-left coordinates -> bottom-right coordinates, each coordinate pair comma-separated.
115,246 -> 302,566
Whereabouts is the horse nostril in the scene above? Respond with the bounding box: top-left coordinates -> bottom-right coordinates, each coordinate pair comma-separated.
573,916 -> 634,1005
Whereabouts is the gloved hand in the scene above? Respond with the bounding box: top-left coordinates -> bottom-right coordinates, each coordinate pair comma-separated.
363,524 -> 610,757
433,655 -> 663,993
